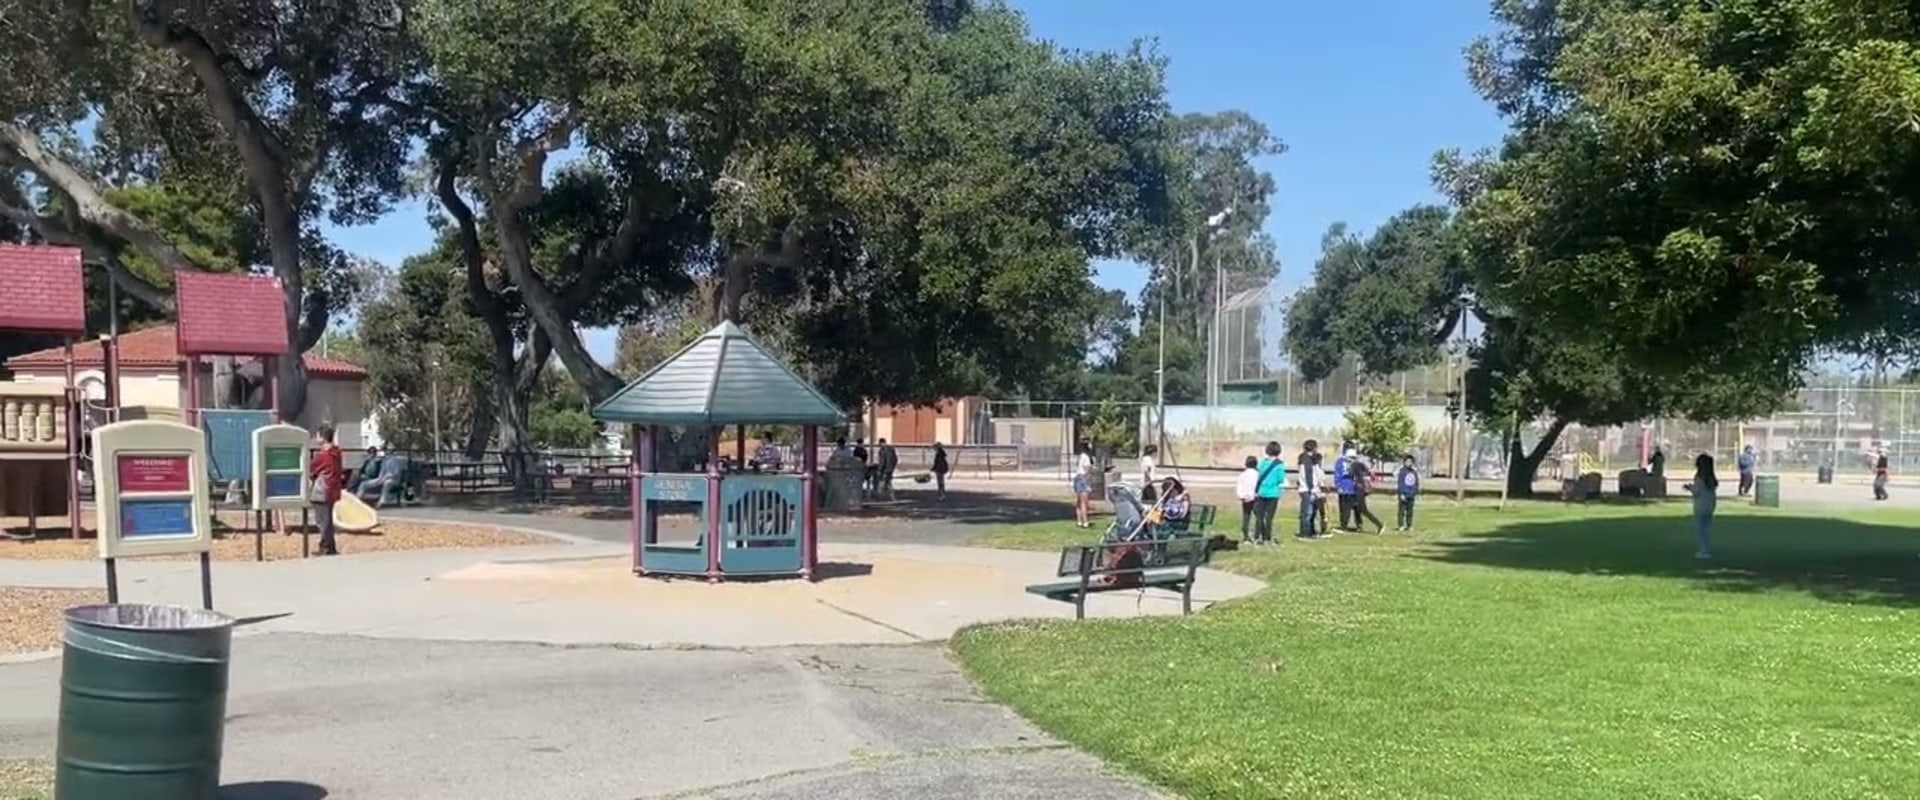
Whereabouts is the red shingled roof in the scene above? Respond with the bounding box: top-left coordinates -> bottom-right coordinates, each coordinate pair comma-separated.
174,271 -> 290,356
4,325 -> 365,379
0,244 -> 87,335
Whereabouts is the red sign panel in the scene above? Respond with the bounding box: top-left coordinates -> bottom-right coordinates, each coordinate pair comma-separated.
117,455 -> 191,493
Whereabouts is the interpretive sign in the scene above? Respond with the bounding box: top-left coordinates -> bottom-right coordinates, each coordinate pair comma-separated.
92,420 -> 212,559
250,424 -> 310,511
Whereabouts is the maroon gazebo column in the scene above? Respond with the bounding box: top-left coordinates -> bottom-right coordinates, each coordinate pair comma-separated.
629,424 -> 648,575
801,425 -> 819,579
704,425 -> 723,583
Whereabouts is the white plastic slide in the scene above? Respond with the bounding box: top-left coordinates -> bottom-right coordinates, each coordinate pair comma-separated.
334,492 -> 381,533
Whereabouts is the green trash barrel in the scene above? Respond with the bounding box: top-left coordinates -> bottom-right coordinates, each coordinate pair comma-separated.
56,604 -> 236,800
1753,475 -> 1781,508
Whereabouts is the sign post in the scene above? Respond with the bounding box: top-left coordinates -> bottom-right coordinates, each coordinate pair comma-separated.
91,420 -> 215,608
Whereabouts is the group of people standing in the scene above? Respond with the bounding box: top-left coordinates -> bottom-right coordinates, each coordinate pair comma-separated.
1235,439 -> 1422,544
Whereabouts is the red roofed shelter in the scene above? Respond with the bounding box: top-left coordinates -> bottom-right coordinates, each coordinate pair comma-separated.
0,244 -> 87,537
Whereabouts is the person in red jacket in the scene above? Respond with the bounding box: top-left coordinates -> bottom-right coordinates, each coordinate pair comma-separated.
308,424 -> 344,556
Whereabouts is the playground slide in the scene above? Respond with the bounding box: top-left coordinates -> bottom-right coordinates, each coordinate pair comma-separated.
334,492 -> 380,533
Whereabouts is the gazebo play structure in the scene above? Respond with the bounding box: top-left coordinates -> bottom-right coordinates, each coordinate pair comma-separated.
591,321 -> 844,582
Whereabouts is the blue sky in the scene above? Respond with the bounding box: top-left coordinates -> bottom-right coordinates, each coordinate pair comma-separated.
325,1 -> 1510,363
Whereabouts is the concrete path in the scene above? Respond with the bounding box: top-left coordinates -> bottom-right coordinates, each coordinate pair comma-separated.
0,634 -> 1165,799
0,541 -> 1262,654
0,515 -> 1250,798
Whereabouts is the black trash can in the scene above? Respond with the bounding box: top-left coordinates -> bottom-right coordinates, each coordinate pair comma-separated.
1817,464 -> 1834,484
56,604 -> 236,800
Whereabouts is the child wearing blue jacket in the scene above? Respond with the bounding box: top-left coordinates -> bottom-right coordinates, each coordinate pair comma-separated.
1394,454 -> 1420,532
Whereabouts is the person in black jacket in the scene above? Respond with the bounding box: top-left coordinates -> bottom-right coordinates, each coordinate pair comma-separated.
1347,453 -> 1385,534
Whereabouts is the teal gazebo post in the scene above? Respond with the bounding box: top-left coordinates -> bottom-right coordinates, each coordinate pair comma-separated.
592,321 -> 844,583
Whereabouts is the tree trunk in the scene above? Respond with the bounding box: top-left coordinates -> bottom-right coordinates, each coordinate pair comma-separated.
134,17 -> 323,420
1505,417 -> 1571,498
462,382 -> 497,459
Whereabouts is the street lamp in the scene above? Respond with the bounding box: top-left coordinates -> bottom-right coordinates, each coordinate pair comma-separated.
1203,208 -> 1233,407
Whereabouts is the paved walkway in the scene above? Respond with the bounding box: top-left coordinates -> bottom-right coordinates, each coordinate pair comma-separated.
0,514 -> 1252,798
0,539 -> 1261,652
0,635 -> 1165,799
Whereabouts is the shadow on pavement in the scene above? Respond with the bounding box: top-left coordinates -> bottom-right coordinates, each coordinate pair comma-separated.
414,488 -> 1075,528
1417,513 -> 1920,608
221,780 -> 328,799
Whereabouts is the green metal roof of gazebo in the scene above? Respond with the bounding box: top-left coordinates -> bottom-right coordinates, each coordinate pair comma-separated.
591,320 -> 845,426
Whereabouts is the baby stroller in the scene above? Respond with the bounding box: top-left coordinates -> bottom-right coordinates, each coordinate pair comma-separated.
1097,480 -> 1199,576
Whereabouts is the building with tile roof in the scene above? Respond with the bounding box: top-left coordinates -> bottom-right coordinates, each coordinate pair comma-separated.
4,325 -> 371,446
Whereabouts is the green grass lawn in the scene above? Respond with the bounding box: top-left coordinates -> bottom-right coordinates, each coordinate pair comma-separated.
952,499 -> 1920,800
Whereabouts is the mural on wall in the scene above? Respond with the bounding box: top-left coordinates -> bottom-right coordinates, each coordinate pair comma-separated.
1140,405 -> 1459,469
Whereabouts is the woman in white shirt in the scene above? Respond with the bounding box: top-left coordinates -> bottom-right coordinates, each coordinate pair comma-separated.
1235,455 -> 1259,541
1071,441 -> 1095,528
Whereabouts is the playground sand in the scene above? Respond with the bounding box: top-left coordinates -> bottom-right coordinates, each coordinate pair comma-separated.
0,758 -> 52,798
0,516 -> 551,563
0,586 -> 103,655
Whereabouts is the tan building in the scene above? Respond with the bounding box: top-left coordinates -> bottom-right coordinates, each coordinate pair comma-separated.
864,396 -> 989,445
4,325 -> 371,447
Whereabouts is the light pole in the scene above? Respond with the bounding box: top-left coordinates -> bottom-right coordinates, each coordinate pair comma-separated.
1453,291 -> 1472,503
1158,208 -> 1233,452
429,353 -> 443,457
1202,208 -> 1232,407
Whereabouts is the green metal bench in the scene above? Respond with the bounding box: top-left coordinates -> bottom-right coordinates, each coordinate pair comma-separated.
1024,536 -> 1213,620
1164,503 -> 1218,536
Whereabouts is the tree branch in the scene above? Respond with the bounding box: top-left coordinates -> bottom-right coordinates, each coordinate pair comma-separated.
0,121 -> 203,279
127,6 -> 295,185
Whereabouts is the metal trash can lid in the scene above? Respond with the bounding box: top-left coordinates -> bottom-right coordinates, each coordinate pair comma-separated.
65,604 -> 234,632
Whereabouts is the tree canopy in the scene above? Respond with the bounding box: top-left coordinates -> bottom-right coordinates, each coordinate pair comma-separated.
1457,0 -> 1920,388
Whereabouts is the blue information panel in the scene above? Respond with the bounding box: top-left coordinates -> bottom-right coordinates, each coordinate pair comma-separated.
121,499 -> 196,539
264,473 -> 302,500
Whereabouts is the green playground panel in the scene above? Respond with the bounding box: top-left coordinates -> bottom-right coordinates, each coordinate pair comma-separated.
263,445 -> 303,472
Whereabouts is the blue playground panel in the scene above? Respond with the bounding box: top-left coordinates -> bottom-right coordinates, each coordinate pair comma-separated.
640,475 -> 710,575
201,410 -> 272,483
718,475 -> 804,574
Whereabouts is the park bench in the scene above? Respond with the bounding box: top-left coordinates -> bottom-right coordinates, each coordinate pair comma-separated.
1165,503 -> 1218,536
1024,535 -> 1213,620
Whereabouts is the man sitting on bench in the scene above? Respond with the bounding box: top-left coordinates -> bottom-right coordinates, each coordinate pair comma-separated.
356,452 -> 404,507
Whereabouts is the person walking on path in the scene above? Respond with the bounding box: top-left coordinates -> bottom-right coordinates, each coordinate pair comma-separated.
307,424 -> 344,557
1236,455 -> 1260,541
1685,453 -> 1720,560
1395,454 -> 1420,531
1736,445 -> 1757,496
1071,441 -> 1095,528
1873,449 -> 1891,501
1332,441 -> 1358,530
930,443 -> 950,500
1343,453 -> 1384,533
1252,443 -> 1287,544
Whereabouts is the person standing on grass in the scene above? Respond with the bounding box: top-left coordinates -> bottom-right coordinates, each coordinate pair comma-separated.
1071,441 -> 1095,529
1684,453 -> 1719,560
307,424 -> 344,557
1296,439 -> 1324,540
1347,452 -> 1385,534
930,442 -> 950,500
1252,441 -> 1287,544
1395,454 -> 1420,531
1332,441 -> 1357,530
1873,449 -> 1890,501
1736,444 -> 1756,496
1236,455 -> 1260,541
